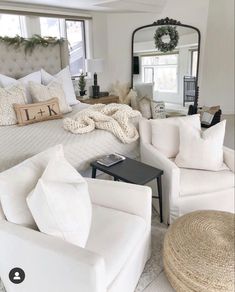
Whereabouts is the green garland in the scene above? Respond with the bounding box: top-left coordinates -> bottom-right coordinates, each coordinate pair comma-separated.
0,34 -> 64,54
154,26 -> 179,53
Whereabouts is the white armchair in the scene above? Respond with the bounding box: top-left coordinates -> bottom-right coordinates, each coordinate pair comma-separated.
0,179 -> 152,292
139,118 -> 235,224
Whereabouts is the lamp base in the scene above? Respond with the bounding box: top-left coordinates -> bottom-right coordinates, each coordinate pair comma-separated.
92,85 -> 100,98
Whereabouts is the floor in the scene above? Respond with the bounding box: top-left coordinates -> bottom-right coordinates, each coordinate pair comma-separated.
135,210 -> 174,292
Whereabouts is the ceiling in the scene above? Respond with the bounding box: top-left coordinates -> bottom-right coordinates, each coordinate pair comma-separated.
1,0 -> 167,13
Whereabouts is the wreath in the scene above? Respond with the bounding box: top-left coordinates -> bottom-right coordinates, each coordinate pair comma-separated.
154,26 -> 179,52
0,34 -> 64,54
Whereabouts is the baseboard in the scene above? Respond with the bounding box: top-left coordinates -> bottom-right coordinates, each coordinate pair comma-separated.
221,110 -> 235,115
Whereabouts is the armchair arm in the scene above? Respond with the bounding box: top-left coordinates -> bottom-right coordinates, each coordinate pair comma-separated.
140,142 -> 180,224
223,146 -> 235,172
0,221 -> 106,292
86,178 -> 152,226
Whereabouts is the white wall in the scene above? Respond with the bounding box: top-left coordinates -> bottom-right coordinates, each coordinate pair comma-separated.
200,0 -> 234,114
92,0 -> 210,91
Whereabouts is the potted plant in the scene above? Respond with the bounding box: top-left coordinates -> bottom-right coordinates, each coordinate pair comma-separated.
78,73 -> 87,96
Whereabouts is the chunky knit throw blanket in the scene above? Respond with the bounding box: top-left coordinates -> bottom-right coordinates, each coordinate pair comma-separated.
63,103 -> 141,144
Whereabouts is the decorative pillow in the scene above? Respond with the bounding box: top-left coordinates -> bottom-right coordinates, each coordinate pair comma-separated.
138,97 -> 152,119
27,156 -> 92,248
14,98 -> 62,126
199,105 -> 221,126
175,120 -> 226,171
41,67 -> 78,106
0,145 -> 64,228
0,71 -> 41,103
151,114 -> 201,158
151,100 -> 166,119
29,81 -> 72,114
0,84 -> 27,126
129,89 -> 139,110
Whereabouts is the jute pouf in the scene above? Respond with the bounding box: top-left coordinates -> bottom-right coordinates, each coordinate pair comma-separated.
163,210 -> 235,292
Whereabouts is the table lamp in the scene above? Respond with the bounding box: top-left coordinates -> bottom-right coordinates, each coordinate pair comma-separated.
86,58 -> 104,98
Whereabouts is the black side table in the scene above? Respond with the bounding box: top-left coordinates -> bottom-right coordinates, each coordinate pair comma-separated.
90,157 -> 164,222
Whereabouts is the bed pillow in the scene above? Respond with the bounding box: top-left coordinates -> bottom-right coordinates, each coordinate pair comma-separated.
41,67 -> 78,106
0,84 -> 27,126
0,71 -> 41,103
151,114 -> 201,158
175,120 -> 226,171
0,145 -> 64,228
27,156 -> 92,248
29,81 -> 72,114
14,98 -> 62,126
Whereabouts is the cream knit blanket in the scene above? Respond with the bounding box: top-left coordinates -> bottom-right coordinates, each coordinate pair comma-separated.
63,103 -> 141,144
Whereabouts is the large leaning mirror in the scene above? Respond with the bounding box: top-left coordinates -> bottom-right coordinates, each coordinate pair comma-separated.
131,18 -> 201,115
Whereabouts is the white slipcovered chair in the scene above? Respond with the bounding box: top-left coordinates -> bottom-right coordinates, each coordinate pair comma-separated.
139,118 -> 235,224
0,179 -> 152,292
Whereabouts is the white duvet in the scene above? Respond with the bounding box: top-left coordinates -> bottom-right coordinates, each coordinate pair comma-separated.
0,104 -> 139,173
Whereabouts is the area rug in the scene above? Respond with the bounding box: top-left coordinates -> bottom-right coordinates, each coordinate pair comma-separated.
135,212 -> 168,292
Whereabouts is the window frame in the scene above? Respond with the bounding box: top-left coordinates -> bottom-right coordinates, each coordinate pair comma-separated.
190,49 -> 198,77
65,19 -> 87,77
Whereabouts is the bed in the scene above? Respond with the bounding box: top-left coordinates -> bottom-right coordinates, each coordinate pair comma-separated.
0,41 -> 139,174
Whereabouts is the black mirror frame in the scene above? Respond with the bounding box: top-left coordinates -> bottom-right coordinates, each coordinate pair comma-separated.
131,17 -> 201,114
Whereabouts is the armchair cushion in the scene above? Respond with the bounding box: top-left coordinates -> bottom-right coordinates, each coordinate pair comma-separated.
27,156 -> 92,248
86,204 -> 146,286
0,144 -> 64,228
151,114 -> 200,158
175,120 -> 227,171
180,167 -> 234,196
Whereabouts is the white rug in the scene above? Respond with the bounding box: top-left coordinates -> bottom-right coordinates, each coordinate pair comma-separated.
135,211 -> 173,292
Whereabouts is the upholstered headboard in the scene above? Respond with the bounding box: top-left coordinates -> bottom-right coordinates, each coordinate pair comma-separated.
0,40 -> 69,78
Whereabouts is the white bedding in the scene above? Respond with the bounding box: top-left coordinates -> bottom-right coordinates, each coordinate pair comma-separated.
0,103 -> 139,174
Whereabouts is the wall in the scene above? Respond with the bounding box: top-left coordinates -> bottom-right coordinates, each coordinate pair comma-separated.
200,0 -> 234,114
92,0 -> 210,92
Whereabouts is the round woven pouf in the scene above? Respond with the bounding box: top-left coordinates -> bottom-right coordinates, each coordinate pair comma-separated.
163,211 -> 235,292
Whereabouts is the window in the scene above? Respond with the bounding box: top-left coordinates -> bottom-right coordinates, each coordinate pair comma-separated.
66,20 -> 86,76
191,50 -> 198,77
142,53 -> 178,93
40,17 -> 62,38
0,14 -> 25,37
39,18 -> 86,76
144,67 -> 154,83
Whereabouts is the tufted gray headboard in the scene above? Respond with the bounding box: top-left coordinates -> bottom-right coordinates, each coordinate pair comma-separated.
0,40 -> 69,78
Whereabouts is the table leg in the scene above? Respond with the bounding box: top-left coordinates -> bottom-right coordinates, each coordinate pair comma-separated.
157,176 -> 163,223
92,167 -> 97,179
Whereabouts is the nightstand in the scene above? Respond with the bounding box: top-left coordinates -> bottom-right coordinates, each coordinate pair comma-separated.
77,95 -> 119,105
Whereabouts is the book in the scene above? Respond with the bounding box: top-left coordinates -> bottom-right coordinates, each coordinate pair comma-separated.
97,154 -> 126,167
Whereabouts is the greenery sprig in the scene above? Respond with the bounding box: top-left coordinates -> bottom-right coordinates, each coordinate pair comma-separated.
0,34 -> 64,54
154,26 -> 179,53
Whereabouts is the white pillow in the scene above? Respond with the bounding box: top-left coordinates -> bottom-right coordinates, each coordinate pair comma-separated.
0,84 -> 27,126
0,71 -> 41,103
151,114 -> 201,158
175,120 -> 226,171
29,81 -> 72,114
0,145 -> 64,228
41,67 -> 78,106
27,156 -> 92,248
